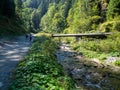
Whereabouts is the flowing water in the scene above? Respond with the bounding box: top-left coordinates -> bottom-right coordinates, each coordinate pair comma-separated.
56,43 -> 120,90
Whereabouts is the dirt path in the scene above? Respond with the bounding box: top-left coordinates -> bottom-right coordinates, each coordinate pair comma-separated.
0,36 -> 32,90
57,43 -> 120,90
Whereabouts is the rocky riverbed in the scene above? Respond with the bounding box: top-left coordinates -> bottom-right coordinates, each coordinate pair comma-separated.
56,43 -> 120,90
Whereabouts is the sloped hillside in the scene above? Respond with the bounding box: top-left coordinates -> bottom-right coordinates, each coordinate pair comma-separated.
0,0 -> 26,36
21,0 -> 120,33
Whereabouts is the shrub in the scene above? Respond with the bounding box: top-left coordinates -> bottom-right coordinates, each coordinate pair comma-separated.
114,60 -> 120,66
91,15 -> 101,24
71,31 -> 120,61
99,21 -> 120,32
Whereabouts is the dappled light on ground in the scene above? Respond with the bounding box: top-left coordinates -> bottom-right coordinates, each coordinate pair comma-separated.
0,36 -> 31,90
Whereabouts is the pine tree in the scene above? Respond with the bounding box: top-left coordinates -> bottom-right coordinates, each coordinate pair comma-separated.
107,0 -> 120,20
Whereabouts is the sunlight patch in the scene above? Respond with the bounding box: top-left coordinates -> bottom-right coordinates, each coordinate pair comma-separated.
0,82 -> 3,87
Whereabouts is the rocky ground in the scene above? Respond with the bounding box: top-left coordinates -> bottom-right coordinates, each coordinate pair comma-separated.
56,43 -> 120,90
0,36 -> 32,90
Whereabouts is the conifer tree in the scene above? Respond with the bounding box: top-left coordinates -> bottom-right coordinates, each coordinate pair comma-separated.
107,0 -> 120,20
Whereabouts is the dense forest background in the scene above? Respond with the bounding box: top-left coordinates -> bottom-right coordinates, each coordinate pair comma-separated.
0,0 -> 120,58
21,0 -> 120,33
0,0 -> 120,34
20,0 -> 120,62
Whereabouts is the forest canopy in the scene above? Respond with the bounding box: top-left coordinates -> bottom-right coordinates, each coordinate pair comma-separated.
19,0 -> 120,33
0,0 -> 119,34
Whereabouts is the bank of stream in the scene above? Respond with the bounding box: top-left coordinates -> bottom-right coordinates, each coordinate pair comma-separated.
56,43 -> 120,90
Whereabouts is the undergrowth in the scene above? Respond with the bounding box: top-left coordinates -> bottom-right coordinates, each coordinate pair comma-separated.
0,16 -> 26,36
70,31 -> 120,65
10,33 -> 74,90
114,60 -> 120,66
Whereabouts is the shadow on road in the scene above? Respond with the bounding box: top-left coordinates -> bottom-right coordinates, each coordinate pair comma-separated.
0,36 -> 31,90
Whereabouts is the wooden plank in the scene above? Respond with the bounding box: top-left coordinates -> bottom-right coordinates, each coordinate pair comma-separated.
52,33 -> 111,37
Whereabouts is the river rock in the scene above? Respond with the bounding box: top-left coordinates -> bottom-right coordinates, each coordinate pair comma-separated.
86,72 -> 102,84
106,57 -> 120,63
71,68 -> 86,80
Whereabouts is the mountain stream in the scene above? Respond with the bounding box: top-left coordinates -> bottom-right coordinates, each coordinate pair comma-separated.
56,43 -> 120,90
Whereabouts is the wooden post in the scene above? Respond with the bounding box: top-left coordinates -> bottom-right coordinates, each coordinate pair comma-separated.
75,37 -> 79,42
59,37 -> 61,45
75,37 -> 82,42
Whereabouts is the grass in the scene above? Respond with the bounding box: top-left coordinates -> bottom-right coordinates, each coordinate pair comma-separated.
10,33 -> 74,90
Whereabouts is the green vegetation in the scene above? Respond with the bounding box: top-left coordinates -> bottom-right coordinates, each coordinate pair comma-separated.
21,0 -> 70,33
70,32 -> 120,64
114,60 -> 120,66
0,0 -> 120,89
0,0 -> 119,89
0,0 -> 26,36
19,0 -> 120,66
107,0 -> 120,20
21,0 -> 120,33
10,33 -> 74,90
71,32 -> 120,59
0,16 -> 26,36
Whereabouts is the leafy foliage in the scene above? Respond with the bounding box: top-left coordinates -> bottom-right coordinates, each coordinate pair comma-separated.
10,33 -> 74,90
0,0 -> 26,35
71,31 -> 120,62
107,0 -> 120,20
114,60 -> 120,66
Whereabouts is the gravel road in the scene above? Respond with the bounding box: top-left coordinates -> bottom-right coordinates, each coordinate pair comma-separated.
0,36 -> 31,90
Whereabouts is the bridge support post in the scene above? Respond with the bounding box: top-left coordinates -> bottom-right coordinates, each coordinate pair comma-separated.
75,37 -> 81,42
58,37 -> 61,45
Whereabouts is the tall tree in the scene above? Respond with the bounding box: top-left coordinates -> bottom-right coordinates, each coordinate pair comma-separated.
15,0 -> 22,18
107,0 -> 120,20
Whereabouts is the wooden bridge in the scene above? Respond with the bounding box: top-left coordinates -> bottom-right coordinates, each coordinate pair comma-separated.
52,32 -> 111,37
52,32 -> 111,41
